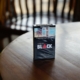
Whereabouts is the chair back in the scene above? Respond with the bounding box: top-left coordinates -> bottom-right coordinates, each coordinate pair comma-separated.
1,0 -> 76,26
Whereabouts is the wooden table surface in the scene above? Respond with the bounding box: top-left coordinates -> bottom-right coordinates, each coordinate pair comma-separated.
1,22 -> 80,80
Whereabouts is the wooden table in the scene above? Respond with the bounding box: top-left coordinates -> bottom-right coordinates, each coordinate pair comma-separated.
1,22 -> 80,80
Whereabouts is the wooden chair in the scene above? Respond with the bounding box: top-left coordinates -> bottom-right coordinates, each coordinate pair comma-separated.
1,0 -> 75,31
73,0 -> 80,21
0,0 -> 75,50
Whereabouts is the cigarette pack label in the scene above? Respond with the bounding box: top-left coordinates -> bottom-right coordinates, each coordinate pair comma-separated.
33,26 -> 55,60
37,44 -> 52,49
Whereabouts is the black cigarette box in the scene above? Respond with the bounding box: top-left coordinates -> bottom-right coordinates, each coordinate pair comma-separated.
33,24 -> 55,60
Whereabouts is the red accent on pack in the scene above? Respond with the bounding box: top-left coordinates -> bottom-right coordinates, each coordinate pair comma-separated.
42,44 -> 46,49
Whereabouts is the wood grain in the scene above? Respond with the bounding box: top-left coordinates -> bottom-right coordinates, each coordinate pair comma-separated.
1,22 -> 80,80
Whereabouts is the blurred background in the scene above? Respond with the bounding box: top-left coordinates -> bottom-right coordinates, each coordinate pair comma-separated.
0,0 -> 79,52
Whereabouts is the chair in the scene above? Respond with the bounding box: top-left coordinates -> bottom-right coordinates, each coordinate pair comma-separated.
1,0 -> 76,31
73,0 -> 80,21
0,0 -> 75,50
